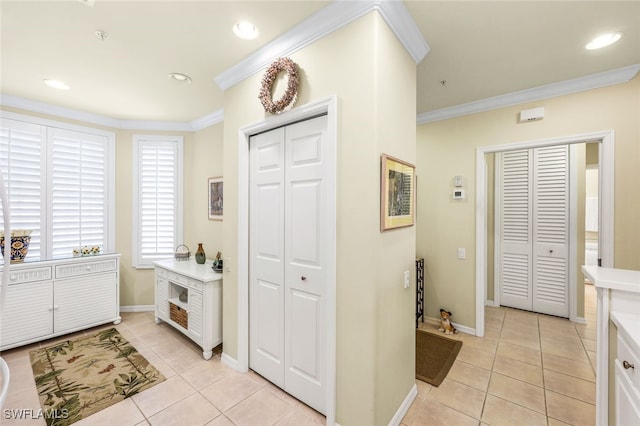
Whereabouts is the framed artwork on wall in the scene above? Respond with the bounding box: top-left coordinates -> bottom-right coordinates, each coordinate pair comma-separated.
208,177 -> 223,221
380,154 -> 415,231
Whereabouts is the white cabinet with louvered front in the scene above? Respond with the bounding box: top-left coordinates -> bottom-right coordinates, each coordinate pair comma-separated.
153,258 -> 222,360
0,254 -> 121,351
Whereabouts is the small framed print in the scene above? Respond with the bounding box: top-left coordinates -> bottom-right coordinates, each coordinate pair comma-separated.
380,154 -> 415,231
208,177 -> 223,221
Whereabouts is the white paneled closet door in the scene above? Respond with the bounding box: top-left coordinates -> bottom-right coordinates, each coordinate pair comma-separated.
498,146 -> 570,318
249,115 -> 328,414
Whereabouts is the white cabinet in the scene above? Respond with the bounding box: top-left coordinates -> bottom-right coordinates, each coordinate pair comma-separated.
0,254 -> 121,351
153,258 -> 222,360
583,266 -> 640,426
612,312 -> 640,426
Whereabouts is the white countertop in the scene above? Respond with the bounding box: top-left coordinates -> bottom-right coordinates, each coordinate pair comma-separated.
611,311 -> 640,356
153,258 -> 223,283
582,265 -> 640,293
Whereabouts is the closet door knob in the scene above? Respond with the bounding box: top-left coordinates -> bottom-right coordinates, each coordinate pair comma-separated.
623,360 -> 635,370
301,276 -> 307,281
549,249 -> 554,254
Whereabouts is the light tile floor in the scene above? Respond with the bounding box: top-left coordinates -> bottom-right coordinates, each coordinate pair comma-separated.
403,284 -> 598,426
1,285 -> 597,426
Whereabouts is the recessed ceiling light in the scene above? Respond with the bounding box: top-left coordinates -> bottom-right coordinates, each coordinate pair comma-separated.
233,21 -> 258,40
95,30 -> 109,41
585,32 -> 622,50
168,73 -> 192,83
44,79 -> 70,90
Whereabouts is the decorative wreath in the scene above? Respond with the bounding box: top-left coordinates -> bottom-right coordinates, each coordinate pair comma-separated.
259,57 -> 299,114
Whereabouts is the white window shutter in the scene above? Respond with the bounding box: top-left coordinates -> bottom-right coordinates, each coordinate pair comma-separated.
133,136 -> 183,268
50,128 -> 108,258
0,119 -> 45,260
1,113 -> 114,262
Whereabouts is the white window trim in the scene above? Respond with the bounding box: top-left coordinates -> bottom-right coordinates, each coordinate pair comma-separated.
0,110 -> 116,256
132,134 -> 183,269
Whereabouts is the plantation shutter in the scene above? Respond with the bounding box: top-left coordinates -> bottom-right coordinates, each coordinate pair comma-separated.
0,119 -> 45,260
50,128 -> 108,258
0,113 -> 114,262
499,149 -> 533,310
134,138 -> 182,267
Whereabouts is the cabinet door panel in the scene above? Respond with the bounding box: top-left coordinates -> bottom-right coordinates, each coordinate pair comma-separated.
188,291 -> 203,343
156,277 -> 169,320
55,273 -> 117,333
615,360 -> 640,426
0,280 -> 53,347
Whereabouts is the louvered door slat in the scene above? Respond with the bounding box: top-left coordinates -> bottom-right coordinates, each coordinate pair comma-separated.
532,145 -> 569,317
499,149 -> 533,310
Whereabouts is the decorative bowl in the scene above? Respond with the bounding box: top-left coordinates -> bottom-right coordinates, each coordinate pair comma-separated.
0,229 -> 33,263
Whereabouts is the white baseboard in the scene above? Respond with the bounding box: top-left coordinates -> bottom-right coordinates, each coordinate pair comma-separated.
485,299 -> 499,307
388,383 -> 417,426
572,316 -> 588,325
221,352 -> 243,372
424,316 -> 476,336
120,305 -> 154,313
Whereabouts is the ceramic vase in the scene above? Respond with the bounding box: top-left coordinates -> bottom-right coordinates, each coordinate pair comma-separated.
195,243 -> 206,264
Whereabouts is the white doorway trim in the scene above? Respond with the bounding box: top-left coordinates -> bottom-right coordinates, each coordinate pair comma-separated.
475,130 -> 614,337
236,96 -> 338,425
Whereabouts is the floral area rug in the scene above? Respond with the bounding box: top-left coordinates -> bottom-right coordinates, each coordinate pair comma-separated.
30,328 -> 165,426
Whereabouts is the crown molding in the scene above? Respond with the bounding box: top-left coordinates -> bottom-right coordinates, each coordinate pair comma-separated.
214,0 -> 429,91
0,94 -> 224,132
376,0 -> 429,63
191,109 -> 224,131
1,94 -> 122,129
417,64 -> 640,125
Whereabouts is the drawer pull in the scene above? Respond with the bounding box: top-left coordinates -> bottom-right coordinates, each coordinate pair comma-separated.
623,360 -> 635,370
301,276 -> 307,281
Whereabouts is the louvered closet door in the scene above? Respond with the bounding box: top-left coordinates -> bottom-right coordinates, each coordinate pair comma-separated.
499,150 -> 533,311
532,146 -> 569,317
498,146 -> 570,317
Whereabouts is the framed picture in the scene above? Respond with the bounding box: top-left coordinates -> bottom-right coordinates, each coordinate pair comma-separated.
380,154 -> 415,231
208,177 -> 223,221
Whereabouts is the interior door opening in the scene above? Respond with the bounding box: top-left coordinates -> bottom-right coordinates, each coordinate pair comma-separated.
485,140 -> 602,320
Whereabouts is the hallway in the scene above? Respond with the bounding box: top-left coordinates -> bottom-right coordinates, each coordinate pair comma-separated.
403,284 -> 597,426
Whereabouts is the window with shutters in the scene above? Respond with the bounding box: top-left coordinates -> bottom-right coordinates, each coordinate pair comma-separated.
0,112 -> 115,261
132,135 -> 183,268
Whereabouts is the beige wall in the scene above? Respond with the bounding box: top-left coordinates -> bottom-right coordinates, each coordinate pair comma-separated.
416,75 -> 640,329
116,124 -> 224,307
221,12 -> 416,425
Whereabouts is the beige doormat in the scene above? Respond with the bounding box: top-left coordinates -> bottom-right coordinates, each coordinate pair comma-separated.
415,329 -> 462,387
30,328 -> 165,425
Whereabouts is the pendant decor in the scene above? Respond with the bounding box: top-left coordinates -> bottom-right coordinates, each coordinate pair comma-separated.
258,57 -> 300,114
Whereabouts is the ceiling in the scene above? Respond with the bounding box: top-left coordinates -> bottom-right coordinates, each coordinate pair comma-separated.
2,1 -> 639,125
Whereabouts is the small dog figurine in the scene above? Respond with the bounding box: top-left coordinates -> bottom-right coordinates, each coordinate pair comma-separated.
439,309 -> 458,335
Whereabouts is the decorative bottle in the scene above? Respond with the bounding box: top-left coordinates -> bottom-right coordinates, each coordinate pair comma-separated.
195,243 -> 206,264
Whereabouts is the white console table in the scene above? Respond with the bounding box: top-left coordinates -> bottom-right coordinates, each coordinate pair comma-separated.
0,253 -> 121,351
153,258 -> 223,360
582,266 -> 640,426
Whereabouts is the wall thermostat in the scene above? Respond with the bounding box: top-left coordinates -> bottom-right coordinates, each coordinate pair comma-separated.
453,189 -> 465,200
